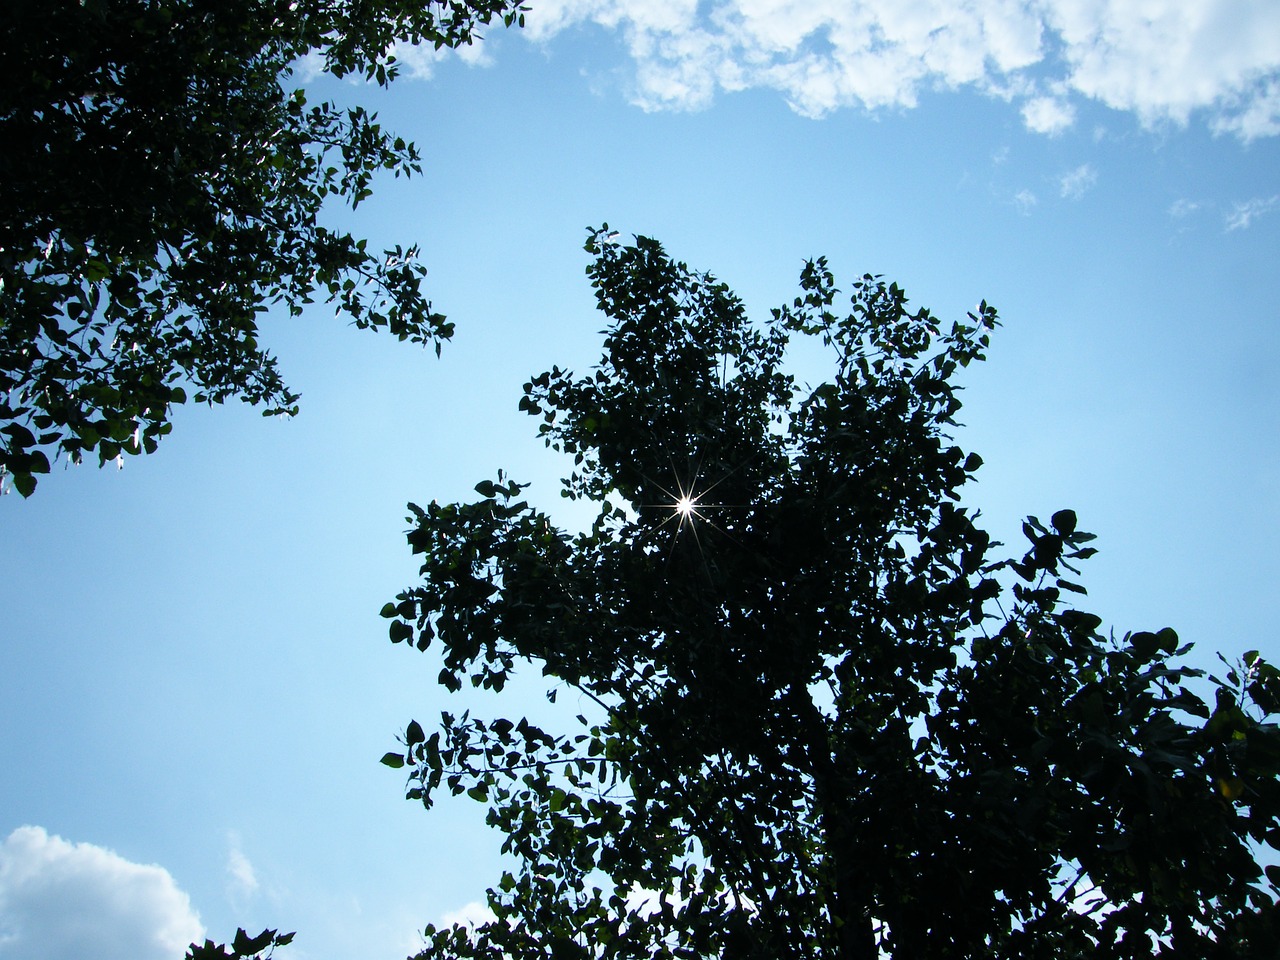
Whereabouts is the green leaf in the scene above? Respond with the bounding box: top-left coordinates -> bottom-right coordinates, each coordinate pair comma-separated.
406,720 -> 425,745
3,424 -> 37,447
1051,509 -> 1077,536
84,258 -> 110,283
1248,659 -> 1280,713
1058,609 -> 1103,635
1131,631 -> 1160,659
1218,776 -> 1245,801
232,928 -> 275,956
380,752 -> 405,769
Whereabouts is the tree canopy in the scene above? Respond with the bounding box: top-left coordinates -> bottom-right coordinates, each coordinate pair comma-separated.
0,0 -> 524,495
383,229 -> 1280,959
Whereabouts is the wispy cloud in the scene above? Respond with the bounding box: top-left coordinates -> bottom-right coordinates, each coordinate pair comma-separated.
1169,198 -> 1201,218
1225,195 -> 1280,231
1013,189 -> 1038,214
1058,163 -> 1098,200
225,833 -> 259,901
0,826 -> 203,960
513,0 -> 1280,139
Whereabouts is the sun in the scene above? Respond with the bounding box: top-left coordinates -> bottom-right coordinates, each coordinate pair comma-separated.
656,476 -> 737,550
634,449 -> 751,576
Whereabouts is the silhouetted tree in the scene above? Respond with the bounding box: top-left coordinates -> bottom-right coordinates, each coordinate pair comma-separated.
1,0 -> 524,494
385,228 -> 1280,959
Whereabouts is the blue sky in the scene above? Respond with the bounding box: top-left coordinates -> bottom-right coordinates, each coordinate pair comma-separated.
2,2 -> 1279,957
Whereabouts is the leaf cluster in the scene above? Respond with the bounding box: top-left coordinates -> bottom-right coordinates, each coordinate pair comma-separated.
0,0 -> 526,494
186,927 -> 294,960
385,229 -> 1280,959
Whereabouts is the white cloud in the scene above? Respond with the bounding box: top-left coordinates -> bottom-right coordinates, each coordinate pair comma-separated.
1169,198 -> 1200,218
388,41 -> 448,79
291,26 -> 499,82
1058,163 -> 1097,200
1225,195 -> 1280,231
1212,78 -> 1280,140
511,0 -> 1280,138
522,0 -> 700,42
1013,188 -> 1038,213
1044,0 -> 1280,131
225,834 -> 258,901
290,51 -> 327,83
0,826 -> 203,960
1021,95 -> 1076,135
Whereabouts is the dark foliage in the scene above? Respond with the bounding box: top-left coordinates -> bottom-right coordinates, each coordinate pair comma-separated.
385,229 -> 1280,959
187,927 -> 293,960
1,0 -> 525,494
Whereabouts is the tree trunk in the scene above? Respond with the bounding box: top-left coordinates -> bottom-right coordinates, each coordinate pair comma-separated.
784,682 -> 880,960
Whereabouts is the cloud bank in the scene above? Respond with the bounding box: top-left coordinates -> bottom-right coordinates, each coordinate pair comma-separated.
515,0 -> 1280,139
0,826 -> 203,960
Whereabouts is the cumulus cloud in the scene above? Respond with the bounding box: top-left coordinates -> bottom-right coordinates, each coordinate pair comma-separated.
1212,79 -> 1280,140
0,826 -> 203,960
1058,163 -> 1098,200
514,0 -> 1280,138
1021,95 -> 1076,135
1045,0 -> 1280,134
1225,195 -> 1280,231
